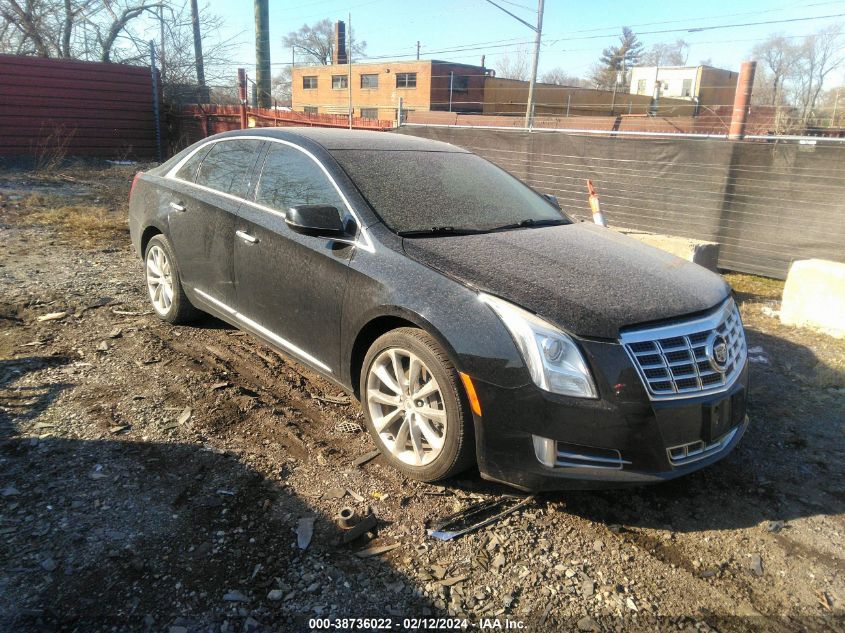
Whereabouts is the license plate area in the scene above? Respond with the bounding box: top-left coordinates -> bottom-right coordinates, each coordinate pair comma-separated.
703,388 -> 746,442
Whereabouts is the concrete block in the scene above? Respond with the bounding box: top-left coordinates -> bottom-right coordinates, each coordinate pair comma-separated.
780,258 -> 845,338
618,229 -> 720,272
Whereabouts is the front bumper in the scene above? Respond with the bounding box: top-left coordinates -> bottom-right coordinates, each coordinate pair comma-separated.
470,340 -> 749,491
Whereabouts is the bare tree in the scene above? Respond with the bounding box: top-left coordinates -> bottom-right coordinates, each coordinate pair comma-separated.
751,33 -> 799,106
0,0 -> 239,89
283,18 -> 366,65
495,49 -> 531,80
641,39 -> 690,66
271,67 -> 292,106
540,67 -> 589,87
795,24 -> 845,122
154,1 -> 240,87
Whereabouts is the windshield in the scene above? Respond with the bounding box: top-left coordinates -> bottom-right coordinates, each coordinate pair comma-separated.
330,150 -> 571,234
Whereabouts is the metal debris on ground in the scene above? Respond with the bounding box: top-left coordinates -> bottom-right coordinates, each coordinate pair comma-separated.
346,488 -> 365,502
177,407 -> 192,425
335,420 -> 362,434
427,495 -> 535,541
355,543 -> 400,558
352,449 -> 380,467
296,517 -> 315,550
336,507 -> 378,544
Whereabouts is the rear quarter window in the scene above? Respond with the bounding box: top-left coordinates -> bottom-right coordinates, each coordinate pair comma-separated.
173,145 -> 212,182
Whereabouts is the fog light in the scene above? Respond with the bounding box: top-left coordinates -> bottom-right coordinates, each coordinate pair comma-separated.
532,435 -> 556,467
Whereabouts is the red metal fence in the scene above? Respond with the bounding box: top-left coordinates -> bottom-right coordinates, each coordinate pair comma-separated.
0,54 -> 158,159
167,104 -> 394,154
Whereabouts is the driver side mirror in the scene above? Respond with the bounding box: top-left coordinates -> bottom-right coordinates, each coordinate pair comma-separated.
285,205 -> 347,238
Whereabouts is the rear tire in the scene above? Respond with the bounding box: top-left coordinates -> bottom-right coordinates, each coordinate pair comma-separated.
360,327 -> 475,482
144,234 -> 200,324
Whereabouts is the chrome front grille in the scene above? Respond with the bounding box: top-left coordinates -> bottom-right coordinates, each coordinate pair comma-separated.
667,427 -> 739,465
621,299 -> 747,400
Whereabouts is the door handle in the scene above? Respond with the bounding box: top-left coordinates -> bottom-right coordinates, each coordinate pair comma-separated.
169,202 -> 185,212
236,230 -> 258,244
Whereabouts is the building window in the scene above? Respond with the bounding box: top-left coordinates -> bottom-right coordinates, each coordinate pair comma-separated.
332,75 -> 348,89
682,78 -> 692,98
303,106 -> 318,114
396,72 -> 417,88
360,108 -> 379,119
360,74 -> 379,89
637,79 -> 646,95
302,76 -> 317,89
451,74 -> 469,92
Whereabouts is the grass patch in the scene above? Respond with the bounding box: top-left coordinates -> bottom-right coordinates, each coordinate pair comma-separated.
20,194 -> 127,244
724,272 -> 784,300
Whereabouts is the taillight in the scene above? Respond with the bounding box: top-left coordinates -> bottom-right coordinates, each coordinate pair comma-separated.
130,172 -> 143,199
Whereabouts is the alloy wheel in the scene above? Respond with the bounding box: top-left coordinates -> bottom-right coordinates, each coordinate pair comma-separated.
146,244 -> 174,316
366,347 -> 447,466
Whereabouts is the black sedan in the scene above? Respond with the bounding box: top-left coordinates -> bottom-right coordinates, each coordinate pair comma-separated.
128,128 -> 748,490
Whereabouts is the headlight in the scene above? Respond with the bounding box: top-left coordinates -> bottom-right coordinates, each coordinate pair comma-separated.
479,293 -> 598,398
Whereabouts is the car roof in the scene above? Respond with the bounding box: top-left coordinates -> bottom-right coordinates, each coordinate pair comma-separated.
213,127 -> 468,153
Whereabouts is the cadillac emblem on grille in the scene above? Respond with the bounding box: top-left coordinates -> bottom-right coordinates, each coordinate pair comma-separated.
706,332 -> 729,373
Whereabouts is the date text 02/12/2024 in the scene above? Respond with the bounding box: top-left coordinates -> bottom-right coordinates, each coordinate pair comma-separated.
307,617 -> 527,630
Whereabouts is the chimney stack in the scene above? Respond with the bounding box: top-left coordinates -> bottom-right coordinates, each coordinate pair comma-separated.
333,21 -> 348,65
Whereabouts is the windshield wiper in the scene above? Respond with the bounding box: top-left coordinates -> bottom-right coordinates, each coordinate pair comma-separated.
486,218 -> 568,232
397,226 -> 486,237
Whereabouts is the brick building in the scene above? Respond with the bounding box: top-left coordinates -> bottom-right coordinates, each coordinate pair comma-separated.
291,59 -> 489,121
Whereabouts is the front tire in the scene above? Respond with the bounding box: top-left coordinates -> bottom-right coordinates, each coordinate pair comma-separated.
144,234 -> 199,324
360,328 -> 475,482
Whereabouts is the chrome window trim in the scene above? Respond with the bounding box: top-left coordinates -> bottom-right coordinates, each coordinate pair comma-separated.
193,288 -> 332,373
164,136 -> 375,253
620,298 -> 747,402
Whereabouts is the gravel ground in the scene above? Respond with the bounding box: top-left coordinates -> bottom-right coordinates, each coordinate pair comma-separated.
0,163 -> 843,633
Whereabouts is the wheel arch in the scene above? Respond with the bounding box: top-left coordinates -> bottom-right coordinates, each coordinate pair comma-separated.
348,307 -> 464,399
139,223 -> 166,259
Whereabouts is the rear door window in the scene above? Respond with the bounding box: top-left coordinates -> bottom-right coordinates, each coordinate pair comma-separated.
195,140 -> 262,198
254,143 -> 346,214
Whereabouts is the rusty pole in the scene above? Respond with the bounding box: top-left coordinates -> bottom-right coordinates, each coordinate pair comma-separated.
237,68 -> 248,129
728,61 -> 757,141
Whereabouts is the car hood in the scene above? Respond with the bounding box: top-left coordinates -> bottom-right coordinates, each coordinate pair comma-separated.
402,222 -> 730,339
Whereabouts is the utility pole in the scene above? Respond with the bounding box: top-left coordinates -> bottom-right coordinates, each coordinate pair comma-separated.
416,41 -> 420,60
348,13 -> 353,129
483,0 -> 544,128
254,0 -> 271,108
189,0 -> 207,102
158,4 -> 166,85
525,0 -> 544,127
150,41 -> 162,163
831,87 -> 841,127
